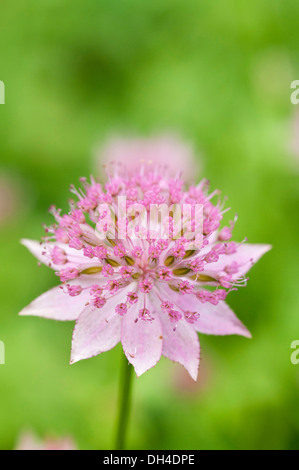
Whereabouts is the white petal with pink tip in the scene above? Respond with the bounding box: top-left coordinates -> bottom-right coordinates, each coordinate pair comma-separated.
194,301 -> 251,338
19,284 -> 91,321
159,313 -> 200,381
21,239 -> 102,271
157,284 -> 250,338
205,243 -> 271,279
71,284 -> 135,363
121,298 -> 163,377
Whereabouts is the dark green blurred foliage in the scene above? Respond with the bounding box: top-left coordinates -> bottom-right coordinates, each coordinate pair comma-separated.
0,0 -> 299,450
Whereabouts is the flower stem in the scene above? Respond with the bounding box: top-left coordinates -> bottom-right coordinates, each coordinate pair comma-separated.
115,353 -> 134,450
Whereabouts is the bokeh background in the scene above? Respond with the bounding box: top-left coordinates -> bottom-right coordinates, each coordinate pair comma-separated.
0,0 -> 299,450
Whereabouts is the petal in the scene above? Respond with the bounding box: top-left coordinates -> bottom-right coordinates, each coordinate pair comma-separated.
71,283 -> 135,363
121,297 -> 163,377
154,298 -> 200,381
194,301 -> 251,338
205,243 -> 272,279
156,284 -> 251,338
21,239 -> 101,271
19,283 -> 91,321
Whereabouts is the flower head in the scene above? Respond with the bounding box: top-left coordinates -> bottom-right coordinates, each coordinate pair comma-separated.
20,163 -> 271,380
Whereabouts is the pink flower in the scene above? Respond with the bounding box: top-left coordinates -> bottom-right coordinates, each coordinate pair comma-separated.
15,431 -> 76,450
96,135 -> 199,180
20,165 -> 271,381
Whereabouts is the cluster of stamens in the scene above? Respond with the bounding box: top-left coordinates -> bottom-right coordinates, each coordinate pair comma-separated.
42,165 -> 247,329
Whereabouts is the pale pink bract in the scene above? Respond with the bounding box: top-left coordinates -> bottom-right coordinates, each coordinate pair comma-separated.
20,163 -> 271,380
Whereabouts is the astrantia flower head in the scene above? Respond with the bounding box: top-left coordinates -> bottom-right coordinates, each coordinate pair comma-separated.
20,162 -> 271,380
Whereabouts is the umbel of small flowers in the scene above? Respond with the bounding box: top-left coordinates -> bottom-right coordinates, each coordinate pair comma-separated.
20,162 -> 270,381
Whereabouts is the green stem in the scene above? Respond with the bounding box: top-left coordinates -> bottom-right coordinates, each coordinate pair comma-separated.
115,354 -> 134,450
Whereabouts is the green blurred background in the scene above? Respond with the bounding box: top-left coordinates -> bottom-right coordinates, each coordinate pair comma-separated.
0,0 -> 299,450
